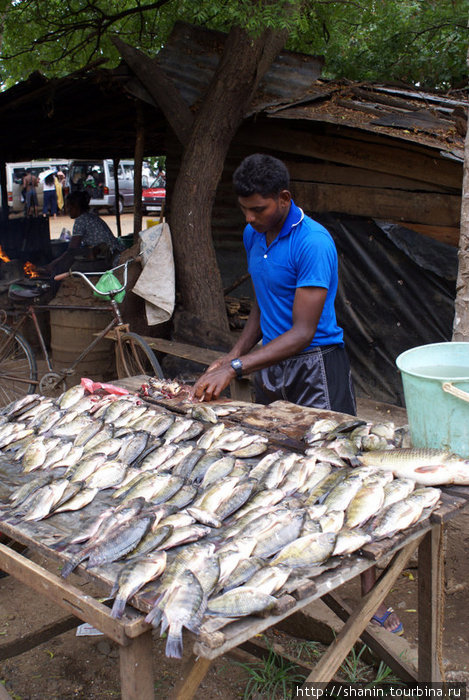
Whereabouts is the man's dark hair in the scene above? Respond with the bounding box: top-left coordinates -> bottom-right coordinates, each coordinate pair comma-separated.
233,154 -> 290,198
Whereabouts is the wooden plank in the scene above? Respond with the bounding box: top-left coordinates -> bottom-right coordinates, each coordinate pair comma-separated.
194,556 -> 377,659
0,615 -> 79,661
393,222 -> 459,248
0,544 -> 149,645
238,123 -> 462,189
119,629 -> 155,700
430,491 -> 469,524
172,654 -> 213,700
418,527 -> 443,682
300,536 -> 423,685
286,161 -> 452,193
292,180 -> 460,227
321,594 -> 418,683
136,336 -> 222,366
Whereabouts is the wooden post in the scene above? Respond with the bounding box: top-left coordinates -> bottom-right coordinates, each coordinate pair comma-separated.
113,157 -> 122,237
172,654 -> 213,700
133,103 -> 144,241
119,629 -> 155,700
300,537 -> 422,686
0,159 -> 8,225
418,526 -> 443,681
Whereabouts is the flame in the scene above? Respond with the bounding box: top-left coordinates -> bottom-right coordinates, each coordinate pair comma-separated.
0,245 -> 10,263
24,261 -> 40,278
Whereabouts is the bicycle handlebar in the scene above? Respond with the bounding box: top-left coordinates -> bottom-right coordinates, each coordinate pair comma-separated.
54,258 -> 140,299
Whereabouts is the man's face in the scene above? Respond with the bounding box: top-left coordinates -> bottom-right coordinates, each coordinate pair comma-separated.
238,191 -> 290,235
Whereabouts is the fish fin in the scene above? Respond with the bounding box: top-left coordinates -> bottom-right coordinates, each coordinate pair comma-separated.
61,552 -> 89,579
160,613 -> 169,636
110,595 -> 126,619
415,465 -> 443,473
145,604 -> 163,628
165,624 -> 183,659
185,596 -> 208,634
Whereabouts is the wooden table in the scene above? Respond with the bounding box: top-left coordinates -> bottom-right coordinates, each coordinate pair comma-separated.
0,395 -> 468,699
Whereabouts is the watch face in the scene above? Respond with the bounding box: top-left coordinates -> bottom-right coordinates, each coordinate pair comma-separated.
231,359 -> 243,376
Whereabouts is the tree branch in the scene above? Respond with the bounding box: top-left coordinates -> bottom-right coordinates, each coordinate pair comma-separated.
112,36 -> 194,147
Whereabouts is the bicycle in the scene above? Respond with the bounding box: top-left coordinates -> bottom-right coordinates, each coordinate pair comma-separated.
0,259 -> 163,406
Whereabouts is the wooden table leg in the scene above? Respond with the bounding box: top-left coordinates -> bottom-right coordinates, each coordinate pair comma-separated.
119,629 -> 155,700
172,654 -> 213,700
300,537 -> 423,686
418,525 -> 443,682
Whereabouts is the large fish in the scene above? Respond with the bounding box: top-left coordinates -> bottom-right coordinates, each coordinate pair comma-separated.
359,448 -> 469,485
207,587 -> 277,618
270,531 -> 336,567
158,569 -> 206,658
110,552 -> 167,619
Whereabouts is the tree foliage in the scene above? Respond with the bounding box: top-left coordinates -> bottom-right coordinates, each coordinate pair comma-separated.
0,0 -> 467,90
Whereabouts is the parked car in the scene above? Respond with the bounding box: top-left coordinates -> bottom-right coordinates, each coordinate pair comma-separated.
141,173 -> 166,214
6,160 -> 70,213
69,159 -> 135,213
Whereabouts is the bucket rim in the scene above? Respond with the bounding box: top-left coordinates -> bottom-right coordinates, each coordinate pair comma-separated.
396,341 -> 469,380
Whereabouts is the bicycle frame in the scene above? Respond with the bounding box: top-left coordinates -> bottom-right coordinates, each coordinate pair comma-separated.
0,259 -> 135,386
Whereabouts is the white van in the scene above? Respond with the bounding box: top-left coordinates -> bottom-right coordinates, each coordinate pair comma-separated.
7,160 -> 70,213
69,159 -> 135,213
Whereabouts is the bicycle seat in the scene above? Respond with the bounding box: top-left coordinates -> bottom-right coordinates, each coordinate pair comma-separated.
8,282 -> 50,301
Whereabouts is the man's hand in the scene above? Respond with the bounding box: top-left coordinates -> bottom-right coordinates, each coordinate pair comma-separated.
191,365 -> 235,402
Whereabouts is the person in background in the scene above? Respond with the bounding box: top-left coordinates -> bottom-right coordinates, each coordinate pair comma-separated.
191,153 -> 403,635
41,190 -> 125,276
55,171 -> 65,214
22,169 -> 39,217
42,172 -> 58,217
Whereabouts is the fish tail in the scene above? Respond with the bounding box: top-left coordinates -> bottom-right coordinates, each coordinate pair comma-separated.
145,604 -> 163,628
165,624 -> 183,659
61,552 -> 89,578
110,595 -> 127,619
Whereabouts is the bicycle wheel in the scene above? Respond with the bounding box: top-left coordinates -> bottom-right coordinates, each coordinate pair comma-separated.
115,332 -> 164,380
0,324 -> 38,406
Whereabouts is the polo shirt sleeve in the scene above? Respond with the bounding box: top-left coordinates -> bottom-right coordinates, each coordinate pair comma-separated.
295,228 -> 338,291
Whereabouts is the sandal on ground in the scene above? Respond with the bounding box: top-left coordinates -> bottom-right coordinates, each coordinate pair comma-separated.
371,607 -> 404,635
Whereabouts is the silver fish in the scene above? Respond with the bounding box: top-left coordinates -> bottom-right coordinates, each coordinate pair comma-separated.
110,552 -> 167,619
156,569 -> 205,658
57,384 -> 86,409
244,564 -> 291,595
196,422 -> 226,450
85,461 -> 127,490
190,404 -> 218,424
207,587 -> 276,618
382,478 -> 415,509
87,513 -> 155,568
333,528 -> 372,556
270,531 -> 336,567
345,482 -> 385,529
360,448 -> 469,486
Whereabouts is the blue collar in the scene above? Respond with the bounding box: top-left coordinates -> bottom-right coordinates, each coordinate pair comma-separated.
277,200 -> 304,239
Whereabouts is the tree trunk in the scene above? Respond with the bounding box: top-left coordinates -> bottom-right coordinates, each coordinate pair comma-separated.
453,44 -> 469,341
170,26 -> 288,340
115,25 -> 288,345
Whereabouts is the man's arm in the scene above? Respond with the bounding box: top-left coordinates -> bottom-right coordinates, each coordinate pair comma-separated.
192,286 -> 327,401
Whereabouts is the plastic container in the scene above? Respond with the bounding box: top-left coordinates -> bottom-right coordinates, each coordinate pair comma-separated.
396,342 -> 469,457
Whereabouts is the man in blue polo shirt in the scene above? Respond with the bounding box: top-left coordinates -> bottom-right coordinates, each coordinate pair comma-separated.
192,154 -> 403,635
192,153 -> 355,414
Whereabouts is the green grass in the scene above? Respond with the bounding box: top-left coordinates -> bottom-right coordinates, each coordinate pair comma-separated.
234,644 -> 306,699
235,641 -> 404,699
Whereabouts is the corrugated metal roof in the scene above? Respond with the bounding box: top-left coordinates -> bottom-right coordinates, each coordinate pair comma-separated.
156,22 -> 324,114
265,81 -> 467,159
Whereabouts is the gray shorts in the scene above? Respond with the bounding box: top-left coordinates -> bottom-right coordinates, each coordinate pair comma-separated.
253,344 -> 356,416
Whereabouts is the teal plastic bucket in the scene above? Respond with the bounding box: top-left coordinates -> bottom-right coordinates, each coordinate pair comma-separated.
396,342 -> 469,457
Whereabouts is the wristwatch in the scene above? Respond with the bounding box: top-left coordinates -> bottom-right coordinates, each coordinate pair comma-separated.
230,358 -> 243,379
